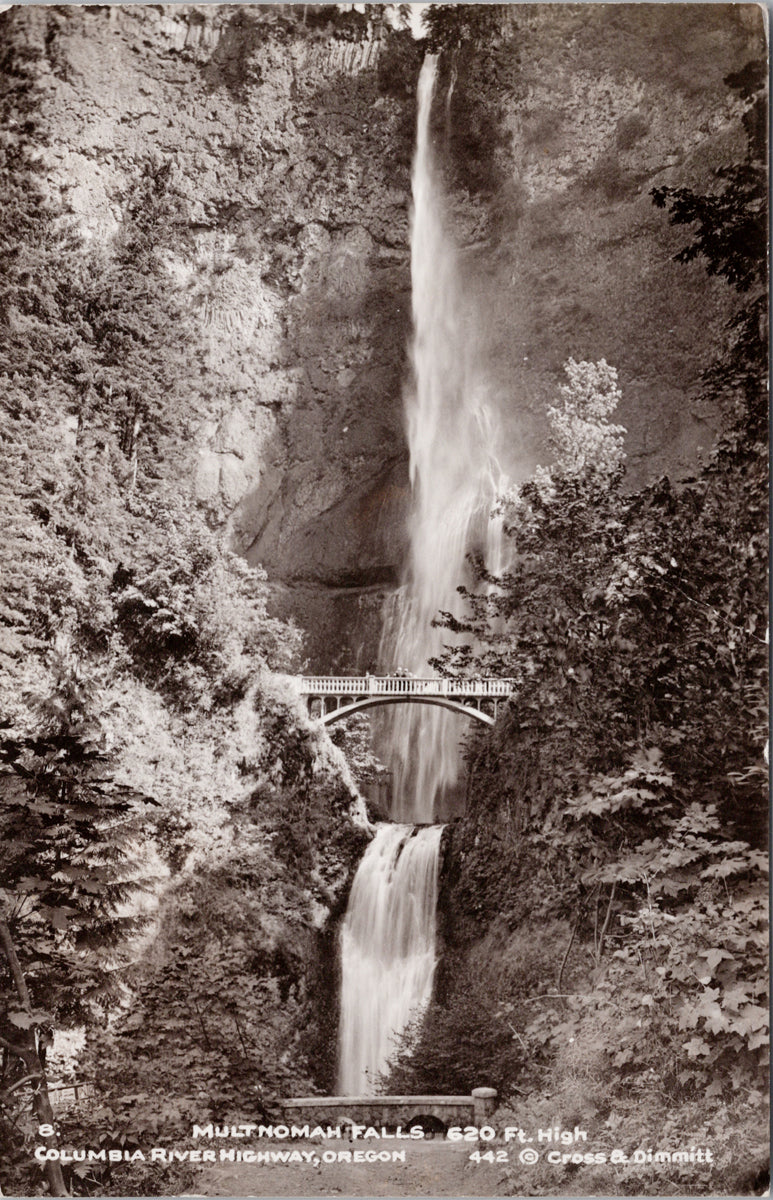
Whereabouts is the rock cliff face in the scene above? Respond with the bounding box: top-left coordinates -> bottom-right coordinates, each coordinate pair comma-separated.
436,4 -> 761,488
6,3 -> 763,670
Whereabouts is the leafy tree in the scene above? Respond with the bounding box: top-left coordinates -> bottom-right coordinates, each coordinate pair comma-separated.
434,359 -> 634,763
362,4 -> 411,34
112,493 -> 301,705
383,970 -> 523,1096
543,357 -> 626,478
651,59 -> 767,437
94,834 -> 315,1130
432,346 -> 767,1100
328,713 -> 390,794
561,791 -> 768,1096
417,5 -> 519,198
421,4 -> 511,54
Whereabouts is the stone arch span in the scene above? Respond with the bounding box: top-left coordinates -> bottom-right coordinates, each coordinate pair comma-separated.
320,696 -> 495,726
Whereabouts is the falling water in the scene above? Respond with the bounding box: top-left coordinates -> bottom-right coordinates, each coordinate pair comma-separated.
338,824 -> 443,1094
338,57 -> 508,1096
380,54 -> 506,824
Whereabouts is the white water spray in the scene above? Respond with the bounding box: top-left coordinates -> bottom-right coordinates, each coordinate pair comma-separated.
338,824 -> 443,1094
338,57 -> 509,1096
381,55 -> 507,824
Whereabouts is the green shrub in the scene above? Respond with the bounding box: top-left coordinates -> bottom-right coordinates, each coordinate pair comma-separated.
383,969 -> 524,1097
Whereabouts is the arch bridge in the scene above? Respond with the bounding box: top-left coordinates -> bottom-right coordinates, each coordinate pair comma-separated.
297,676 -> 515,727
279,1087 -> 498,1129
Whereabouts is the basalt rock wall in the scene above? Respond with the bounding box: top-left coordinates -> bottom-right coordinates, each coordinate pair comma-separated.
6,3 -> 764,671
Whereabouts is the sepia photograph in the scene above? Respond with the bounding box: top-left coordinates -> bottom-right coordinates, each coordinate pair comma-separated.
0,2 -> 768,1197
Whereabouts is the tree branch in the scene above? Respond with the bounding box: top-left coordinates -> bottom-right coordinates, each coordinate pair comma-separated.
0,1034 -> 26,1054
0,920 -> 32,1010
596,881 -> 617,961
0,921 -> 68,1196
557,909 -> 582,996
1,1071 -> 42,1096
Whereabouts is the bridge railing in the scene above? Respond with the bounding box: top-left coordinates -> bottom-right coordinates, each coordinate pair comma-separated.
280,1087 -> 498,1126
299,676 -> 515,698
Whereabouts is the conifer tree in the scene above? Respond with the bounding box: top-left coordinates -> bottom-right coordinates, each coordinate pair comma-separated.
0,650 -> 154,1194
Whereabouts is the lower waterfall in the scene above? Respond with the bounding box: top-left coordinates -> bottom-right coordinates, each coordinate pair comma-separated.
338,824 -> 443,1095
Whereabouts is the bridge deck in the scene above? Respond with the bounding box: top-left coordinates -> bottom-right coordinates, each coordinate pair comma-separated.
299,676 -> 514,698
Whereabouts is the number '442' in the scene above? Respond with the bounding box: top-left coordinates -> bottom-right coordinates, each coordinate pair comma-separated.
469,1150 -> 508,1164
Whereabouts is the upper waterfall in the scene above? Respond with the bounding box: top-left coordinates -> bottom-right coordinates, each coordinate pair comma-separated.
380,55 -> 508,823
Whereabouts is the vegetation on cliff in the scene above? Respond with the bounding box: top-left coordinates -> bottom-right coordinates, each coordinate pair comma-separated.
386,59 -> 768,1196
0,24 -> 368,1197
0,6 -> 766,1198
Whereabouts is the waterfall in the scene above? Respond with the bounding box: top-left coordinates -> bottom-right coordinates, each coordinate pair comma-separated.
338,57 -> 508,1096
380,54 -> 506,824
338,824 -> 443,1095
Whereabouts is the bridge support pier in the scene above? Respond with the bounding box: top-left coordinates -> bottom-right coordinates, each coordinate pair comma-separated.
472,1087 -> 498,1125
